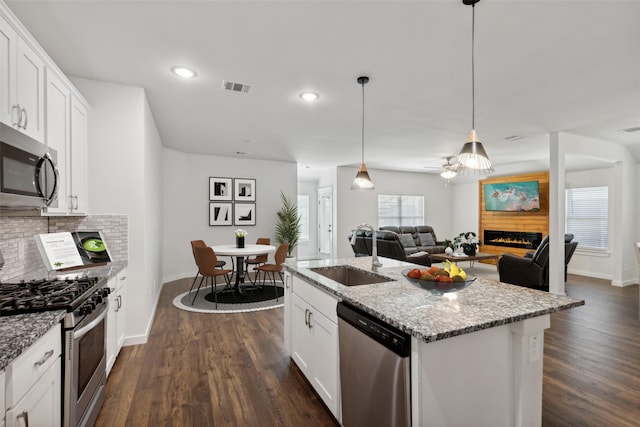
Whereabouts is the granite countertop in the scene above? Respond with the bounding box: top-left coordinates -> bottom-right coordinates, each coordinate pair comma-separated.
284,257 -> 585,343
0,310 -> 66,370
0,261 -> 128,371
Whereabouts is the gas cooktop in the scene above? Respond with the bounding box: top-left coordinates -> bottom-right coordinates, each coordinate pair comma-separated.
0,277 -> 104,316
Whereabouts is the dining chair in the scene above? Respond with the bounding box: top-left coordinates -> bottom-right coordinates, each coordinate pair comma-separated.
188,240 -> 226,297
245,237 -> 271,284
255,243 -> 288,302
192,246 -> 234,307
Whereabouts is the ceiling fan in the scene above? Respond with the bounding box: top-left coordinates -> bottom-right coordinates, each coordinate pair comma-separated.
423,157 -> 459,180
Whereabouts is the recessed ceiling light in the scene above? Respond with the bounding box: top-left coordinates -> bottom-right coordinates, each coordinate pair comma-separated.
299,92 -> 319,102
171,66 -> 197,79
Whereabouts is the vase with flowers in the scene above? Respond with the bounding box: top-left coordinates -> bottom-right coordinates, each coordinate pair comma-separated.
235,229 -> 248,248
453,231 -> 481,256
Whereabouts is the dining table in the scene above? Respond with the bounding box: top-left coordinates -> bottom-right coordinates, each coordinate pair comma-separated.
211,244 -> 276,292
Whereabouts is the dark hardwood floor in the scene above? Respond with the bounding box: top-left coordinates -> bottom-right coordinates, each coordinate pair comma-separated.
96,274 -> 640,426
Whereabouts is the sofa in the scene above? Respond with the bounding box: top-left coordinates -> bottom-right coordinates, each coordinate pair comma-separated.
348,228 -> 433,266
379,225 -> 446,255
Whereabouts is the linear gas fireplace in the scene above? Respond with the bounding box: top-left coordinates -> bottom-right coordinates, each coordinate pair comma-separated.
484,230 -> 543,250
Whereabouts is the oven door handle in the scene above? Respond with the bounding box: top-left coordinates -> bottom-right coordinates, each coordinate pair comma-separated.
74,306 -> 108,340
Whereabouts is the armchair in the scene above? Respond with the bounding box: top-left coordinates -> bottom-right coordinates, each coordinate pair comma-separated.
498,234 -> 577,291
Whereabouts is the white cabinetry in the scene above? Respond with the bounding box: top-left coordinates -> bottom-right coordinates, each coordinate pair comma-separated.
0,12 -> 45,142
283,271 -> 293,355
1,370 -> 5,427
45,71 -> 89,215
107,269 -> 127,375
68,96 -> 88,213
289,276 -> 340,419
15,37 -> 45,142
5,326 -> 62,427
45,70 -> 70,213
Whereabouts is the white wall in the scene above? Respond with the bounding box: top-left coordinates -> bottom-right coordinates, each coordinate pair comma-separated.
71,77 -> 164,345
335,166 -> 453,258
162,149 -> 297,282
297,180 -> 319,260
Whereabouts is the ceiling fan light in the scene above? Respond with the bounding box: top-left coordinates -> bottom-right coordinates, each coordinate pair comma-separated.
351,163 -> 375,190
440,169 -> 458,180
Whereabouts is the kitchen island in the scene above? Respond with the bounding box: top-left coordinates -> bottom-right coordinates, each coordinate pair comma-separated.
283,256 -> 584,427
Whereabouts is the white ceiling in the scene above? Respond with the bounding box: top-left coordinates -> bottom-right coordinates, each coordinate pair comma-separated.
7,0 -> 640,181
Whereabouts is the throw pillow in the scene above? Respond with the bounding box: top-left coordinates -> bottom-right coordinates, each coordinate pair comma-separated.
418,233 -> 435,246
398,233 -> 417,248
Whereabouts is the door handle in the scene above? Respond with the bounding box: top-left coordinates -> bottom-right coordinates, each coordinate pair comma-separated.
34,349 -> 54,367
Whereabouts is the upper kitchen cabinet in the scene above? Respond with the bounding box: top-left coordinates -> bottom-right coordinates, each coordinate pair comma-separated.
0,2 -> 90,214
46,75 -> 89,215
0,12 -> 44,142
45,70 -> 70,213
69,95 -> 88,214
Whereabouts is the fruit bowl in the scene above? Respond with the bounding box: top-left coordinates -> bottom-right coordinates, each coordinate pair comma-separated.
402,268 -> 476,295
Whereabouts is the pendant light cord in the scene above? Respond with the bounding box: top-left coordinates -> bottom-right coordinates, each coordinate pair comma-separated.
471,3 -> 475,130
361,80 -> 365,164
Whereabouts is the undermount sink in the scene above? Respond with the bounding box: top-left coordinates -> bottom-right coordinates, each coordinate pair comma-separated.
310,265 -> 393,287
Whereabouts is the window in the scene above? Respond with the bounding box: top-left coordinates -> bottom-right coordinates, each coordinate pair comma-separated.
565,186 -> 608,250
297,195 -> 309,242
378,195 -> 424,227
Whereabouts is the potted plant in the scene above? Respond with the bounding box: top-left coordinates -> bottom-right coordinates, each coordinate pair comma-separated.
275,191 -> 301,257
453,232 -> 482,256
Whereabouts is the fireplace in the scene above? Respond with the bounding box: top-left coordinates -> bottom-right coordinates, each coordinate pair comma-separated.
483,230 -> 543,250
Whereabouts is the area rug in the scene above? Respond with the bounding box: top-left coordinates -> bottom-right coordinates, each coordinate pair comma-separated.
172,283 -> 285,314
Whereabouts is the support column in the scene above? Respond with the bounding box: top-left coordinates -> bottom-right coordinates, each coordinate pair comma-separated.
549,133 -> 566,294
511,315 -> 551,427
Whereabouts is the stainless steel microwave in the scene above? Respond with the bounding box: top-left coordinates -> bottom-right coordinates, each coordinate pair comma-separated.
0,122 -> 58,209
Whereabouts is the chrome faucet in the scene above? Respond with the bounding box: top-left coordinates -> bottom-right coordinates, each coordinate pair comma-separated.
351,223 -> 383,271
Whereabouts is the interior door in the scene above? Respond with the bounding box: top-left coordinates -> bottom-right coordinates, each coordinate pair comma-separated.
318,186 -> 332,259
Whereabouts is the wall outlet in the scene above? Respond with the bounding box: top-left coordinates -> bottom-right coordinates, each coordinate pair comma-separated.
528,334 -> 541,363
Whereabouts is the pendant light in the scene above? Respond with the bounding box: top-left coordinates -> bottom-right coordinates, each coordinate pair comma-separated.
457,0 -> 494,175
351,76 -> 375,190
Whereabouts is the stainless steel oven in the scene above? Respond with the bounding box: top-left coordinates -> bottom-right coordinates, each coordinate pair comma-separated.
63,282 -> 110,427
0,122 -> 58,209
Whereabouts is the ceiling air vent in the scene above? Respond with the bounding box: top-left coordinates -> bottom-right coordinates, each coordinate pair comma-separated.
620,126 -> 640,133
222,80 -> 251,93
504,135 -> 524,141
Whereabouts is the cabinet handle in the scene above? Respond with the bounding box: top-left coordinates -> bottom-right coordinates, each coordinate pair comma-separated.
285,275 -> 290,289
117,294 -> 122,310
17,411 -> 29,427
21,107 -> 28,129
11,105 -> 21,126
308,311 -> 313,329
73,195 -> 79,210
34,349 -> 54,367
304,308 -> 309,326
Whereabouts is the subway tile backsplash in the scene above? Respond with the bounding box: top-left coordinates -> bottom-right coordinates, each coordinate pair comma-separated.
0,214 -> 128,281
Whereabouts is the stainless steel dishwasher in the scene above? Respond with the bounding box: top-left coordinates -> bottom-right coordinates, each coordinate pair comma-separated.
337,302 -> 411,427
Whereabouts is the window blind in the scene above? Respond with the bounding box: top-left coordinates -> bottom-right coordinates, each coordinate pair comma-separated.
565,186 -> 608,250
378,195 -> 424,227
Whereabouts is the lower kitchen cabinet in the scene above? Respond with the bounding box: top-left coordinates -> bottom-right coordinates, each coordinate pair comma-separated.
283,271 -> 293,355
289,276 -> 340,420
4,325 -> 62,427
1,370 -> 4,427
107,268 -> 127,375
5,358 -> 61,427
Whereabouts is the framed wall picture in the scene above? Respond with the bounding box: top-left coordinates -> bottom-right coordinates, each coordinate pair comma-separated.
209,202 -> 233,226
234,203 -> 256,226
209,177 -> 233,201
234,178 -> 256,201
